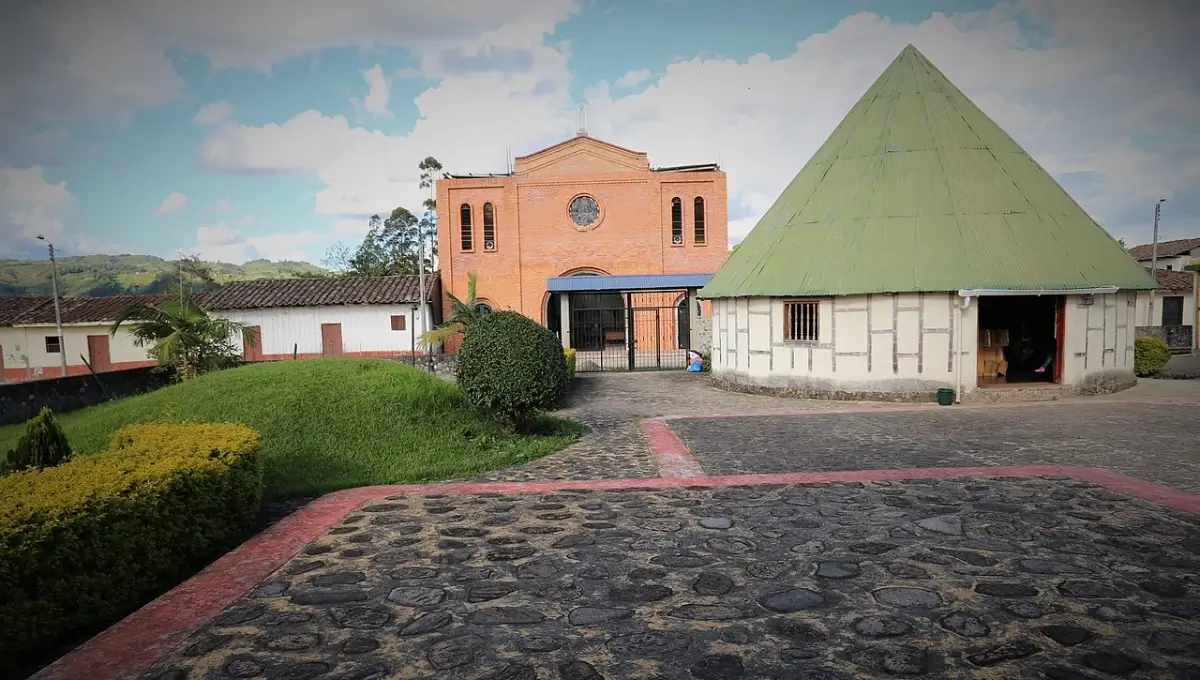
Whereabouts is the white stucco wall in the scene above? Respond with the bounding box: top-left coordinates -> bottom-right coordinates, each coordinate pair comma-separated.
710,291 -> 1138,398
1,324 -> 149,377
1134,290 -> 1196,327
217,304 -> 435,357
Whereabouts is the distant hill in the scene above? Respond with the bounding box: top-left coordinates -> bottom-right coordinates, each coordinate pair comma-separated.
0,254 -> 328,297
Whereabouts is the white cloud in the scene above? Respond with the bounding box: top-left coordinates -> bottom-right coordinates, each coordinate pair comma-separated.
208,196 -> 233,212
155,191 -> 188,216
0,166 -> 134,258
194,100 -> 234,126
190,222 -> 325,264
0,166 -> 74,256
0,0 -> 579,165
354,64 -> 392,116
190,2 -> 1199,249
613,68 -> 650,88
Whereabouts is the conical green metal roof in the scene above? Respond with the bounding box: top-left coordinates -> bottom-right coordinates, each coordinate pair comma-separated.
700,44 -> 1156,299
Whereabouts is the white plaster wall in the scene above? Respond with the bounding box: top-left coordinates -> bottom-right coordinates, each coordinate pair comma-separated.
1061,292 -> 1137,388
1134,290 -> 1196,327
218,304 -> 434,356
711,293 -> 972,395
2,324 -> 148,372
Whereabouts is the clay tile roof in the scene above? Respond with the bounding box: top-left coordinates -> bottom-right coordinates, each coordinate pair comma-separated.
1127,237 -> 1200,260
1152,268 -> 1197,291
0,296 -> 50,325
9,295 -> 168,325
196,275 -> 433,310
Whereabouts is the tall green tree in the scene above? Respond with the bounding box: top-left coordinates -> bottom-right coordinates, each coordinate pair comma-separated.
110,283 -> 259,380
418,156 -> 443,265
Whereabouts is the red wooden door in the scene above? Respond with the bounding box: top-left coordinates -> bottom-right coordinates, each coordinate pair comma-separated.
243,326 -> 263,361
321,323 -> 343,357
87,335 -> 112,372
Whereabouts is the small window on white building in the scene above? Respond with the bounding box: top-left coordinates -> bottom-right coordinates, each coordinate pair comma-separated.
45,336 -> 61,353
1165,264 -> 1173,270
783,301 -> 819,343
390,315 -> 406,331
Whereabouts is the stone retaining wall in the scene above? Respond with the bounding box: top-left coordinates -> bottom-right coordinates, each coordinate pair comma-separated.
0,366 -> 176,426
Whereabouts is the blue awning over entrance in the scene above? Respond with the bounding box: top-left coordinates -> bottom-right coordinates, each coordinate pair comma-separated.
545,273 -> 714,293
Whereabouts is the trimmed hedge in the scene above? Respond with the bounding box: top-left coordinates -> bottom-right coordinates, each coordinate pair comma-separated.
1134,336 -> 1172,377
456,311 -> 569,425
564,348 -> 577,380
0,421 -> 262,667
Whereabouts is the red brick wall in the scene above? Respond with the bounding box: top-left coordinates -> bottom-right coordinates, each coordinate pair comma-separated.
436,135 -> 729,342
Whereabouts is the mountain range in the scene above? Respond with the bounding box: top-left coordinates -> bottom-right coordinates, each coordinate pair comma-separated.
0,254 -> 327,297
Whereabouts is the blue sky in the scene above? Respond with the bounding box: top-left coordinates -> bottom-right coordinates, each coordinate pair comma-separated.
1,0 -> 1197,265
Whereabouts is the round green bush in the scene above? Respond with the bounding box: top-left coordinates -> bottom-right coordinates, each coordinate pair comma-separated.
456,311 -> 569,425
1134,336 -> 1172,377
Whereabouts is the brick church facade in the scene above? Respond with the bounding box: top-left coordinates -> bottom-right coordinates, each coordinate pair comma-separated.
436,132 -> 729,356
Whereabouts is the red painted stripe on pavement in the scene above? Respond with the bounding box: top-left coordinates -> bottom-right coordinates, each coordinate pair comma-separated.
641,419 -> 705,478
34,465 -> 1200,680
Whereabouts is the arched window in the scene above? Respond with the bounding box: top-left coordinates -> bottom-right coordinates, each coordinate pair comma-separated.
670,197 -> 683,245
693,197 -> 706,244
460,204 -> 473,251
482,202 -> 496,251
475,301 -> 493,315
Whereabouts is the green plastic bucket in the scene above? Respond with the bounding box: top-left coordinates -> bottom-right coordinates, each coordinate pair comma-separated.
936,388 -> 955,406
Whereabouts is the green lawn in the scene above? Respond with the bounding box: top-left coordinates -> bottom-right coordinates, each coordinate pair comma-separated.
0,359 -> 581,501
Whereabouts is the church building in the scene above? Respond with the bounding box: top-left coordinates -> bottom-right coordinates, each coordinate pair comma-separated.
436,126 -> 729,370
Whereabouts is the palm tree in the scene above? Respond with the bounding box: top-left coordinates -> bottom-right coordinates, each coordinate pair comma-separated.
110,285 -> 259,380
419,272 -> 488,349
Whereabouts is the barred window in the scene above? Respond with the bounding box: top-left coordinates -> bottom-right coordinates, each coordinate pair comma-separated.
783,301 -> 819,342
482,202 -> 496,251
670,197 -> 683,245
693,197 -> 706,244
460,203 -> 473,251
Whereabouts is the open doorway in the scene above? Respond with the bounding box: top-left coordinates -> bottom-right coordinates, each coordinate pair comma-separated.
976,295 -> 1064,387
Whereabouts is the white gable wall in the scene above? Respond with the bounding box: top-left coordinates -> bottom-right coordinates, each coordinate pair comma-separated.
711,291 -> 1137,400
217,303 -> 436,358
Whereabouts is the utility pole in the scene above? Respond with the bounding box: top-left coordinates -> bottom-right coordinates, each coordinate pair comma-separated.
1147,198 -> 1167,326
36,235 -> 68,376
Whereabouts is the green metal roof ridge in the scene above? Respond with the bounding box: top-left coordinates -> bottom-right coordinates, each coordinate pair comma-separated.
701,44 -> 1156,299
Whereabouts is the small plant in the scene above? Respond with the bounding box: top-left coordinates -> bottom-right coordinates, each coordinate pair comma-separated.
564,348 -> 577,380
456,311 -> 569,428
700,351 -> 712,372
1134,337 -> 1172,377
5,407 -> 73,472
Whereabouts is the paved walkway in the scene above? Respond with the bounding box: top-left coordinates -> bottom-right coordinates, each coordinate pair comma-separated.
674,402 -> 1200,492
128,479 -> 1200,680
36,374 -> 1200,680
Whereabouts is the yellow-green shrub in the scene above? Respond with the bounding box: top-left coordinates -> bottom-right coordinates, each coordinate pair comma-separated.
0,421 -> 262,668
564,347 -> 577,380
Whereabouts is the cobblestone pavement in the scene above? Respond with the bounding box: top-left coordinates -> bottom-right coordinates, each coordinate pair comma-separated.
674,402 -> 1200,492
142,478 -> 1200,680
468,373 -> 897,483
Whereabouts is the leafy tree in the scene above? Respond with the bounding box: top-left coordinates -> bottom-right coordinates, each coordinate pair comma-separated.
110,284 -> 259,380
418,156 -> 443,264
419,272 -> 487,348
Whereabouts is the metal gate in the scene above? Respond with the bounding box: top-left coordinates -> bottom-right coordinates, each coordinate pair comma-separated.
569,290 -> 691,372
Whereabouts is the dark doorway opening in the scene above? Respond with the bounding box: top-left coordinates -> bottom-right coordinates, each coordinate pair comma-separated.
976,295 -> 1063,387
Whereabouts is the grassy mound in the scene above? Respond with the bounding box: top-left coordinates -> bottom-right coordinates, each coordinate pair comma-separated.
0,359 -> 581,500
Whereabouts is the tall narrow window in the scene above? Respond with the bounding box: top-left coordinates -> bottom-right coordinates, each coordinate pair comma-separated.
693,197 -> 706,244
670,197 -> 683,245
482,202 -> 496,251
460,203 -> 473,251
784,301 -> 820,343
